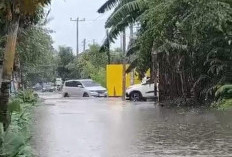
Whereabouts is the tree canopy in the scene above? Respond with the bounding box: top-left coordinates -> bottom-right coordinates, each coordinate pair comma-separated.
56,46 -> 75,81
98,0 -> 232,103
17,26 -> 56,86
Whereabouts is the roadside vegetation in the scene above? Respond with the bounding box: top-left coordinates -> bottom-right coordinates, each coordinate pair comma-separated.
17,26 -> 57,87
0,1 -> 53,156
98,0 -> 232,107
0,0 -> 231,155
57,44 -> 124,87
0,90 -> 38,157
0,0 -> 52,130
212,85 -> 232,110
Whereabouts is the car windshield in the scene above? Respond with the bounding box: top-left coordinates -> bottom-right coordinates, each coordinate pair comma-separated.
81,81 -> 99,87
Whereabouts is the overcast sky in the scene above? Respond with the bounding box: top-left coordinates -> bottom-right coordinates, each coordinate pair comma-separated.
47,0 -> 121,54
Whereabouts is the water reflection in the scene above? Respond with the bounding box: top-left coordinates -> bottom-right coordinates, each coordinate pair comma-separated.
35,97 -> 232,157
105,101 -> 232,157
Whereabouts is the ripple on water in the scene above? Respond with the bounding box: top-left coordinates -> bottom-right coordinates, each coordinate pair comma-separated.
122,107 -> 232,156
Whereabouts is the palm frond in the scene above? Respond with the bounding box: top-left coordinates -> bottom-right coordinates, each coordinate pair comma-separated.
107,15 -> 133,43
126,39 -> 138,56
126,58 -> 138,73
99,37 -> 109,53
105,0 -> 147,28
97,0 -> 120,13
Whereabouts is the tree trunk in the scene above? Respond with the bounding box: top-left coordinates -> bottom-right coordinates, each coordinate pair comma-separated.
0,16 -> 20,131
106,30 -> 111,64
0,82 -> 11,131
107,50 -> 111,64
179,72 -> 185,96
122,29 -> 126,100
152,45 -> 159,102
178,56 -> 187,101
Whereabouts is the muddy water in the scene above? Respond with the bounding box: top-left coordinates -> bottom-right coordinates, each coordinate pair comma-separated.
107,104 -> 232,157
33,96 -> 232,157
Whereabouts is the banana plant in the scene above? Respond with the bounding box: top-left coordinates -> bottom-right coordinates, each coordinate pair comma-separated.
98,0 -> 232,103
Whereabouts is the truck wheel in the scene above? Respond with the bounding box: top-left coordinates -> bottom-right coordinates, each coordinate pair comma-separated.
130,91 -> 142,101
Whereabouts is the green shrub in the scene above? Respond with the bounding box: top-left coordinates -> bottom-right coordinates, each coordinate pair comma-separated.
8,98 -> 23,113
0,90 -> 38,157
215,84 -> 232,100
216,99 -> 232,110
0,129 -> 33,157
17,90 -> 38,104
90,67 -> 106,87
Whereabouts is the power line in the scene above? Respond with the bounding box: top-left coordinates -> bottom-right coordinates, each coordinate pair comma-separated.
79,15 -> 107,22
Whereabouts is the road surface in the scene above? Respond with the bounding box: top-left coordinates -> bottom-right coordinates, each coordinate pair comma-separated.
32,93 -> 232,157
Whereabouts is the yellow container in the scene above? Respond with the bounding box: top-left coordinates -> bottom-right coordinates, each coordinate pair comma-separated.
106,64 -> 150,97
106,64 -> 128,97
106,64 -> 151,97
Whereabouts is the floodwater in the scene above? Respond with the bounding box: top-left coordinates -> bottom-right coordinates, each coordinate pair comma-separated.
32,93 -> 232,157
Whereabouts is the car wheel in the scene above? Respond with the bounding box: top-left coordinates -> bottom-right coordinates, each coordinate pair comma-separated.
64,93 -> 69,97
130,91 -> 142,101
83,93 -> 89,97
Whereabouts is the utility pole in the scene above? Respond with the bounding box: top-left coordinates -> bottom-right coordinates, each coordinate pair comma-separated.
122,29 -> 126,100
70,17 -> 85,56
83,38 -> 86,52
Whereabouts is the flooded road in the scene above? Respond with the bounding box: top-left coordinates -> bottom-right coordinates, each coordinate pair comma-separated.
32,94 -> 232,157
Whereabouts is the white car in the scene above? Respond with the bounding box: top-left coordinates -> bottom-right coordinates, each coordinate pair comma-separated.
62,79 -> 107,97
126,79 -> 156,101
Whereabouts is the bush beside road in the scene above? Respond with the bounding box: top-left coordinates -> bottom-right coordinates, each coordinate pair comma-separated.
0,90 -> 38,157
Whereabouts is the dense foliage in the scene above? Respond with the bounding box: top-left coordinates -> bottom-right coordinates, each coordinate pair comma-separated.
17,26 -> 57,87
74,44 -> 108,86
98,0 -> 232,105
58,44 -> 124,87
0,90 -> 38,157
56,46 -> 75,81
213,84 -> 232,109
0,0 -> 52,131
